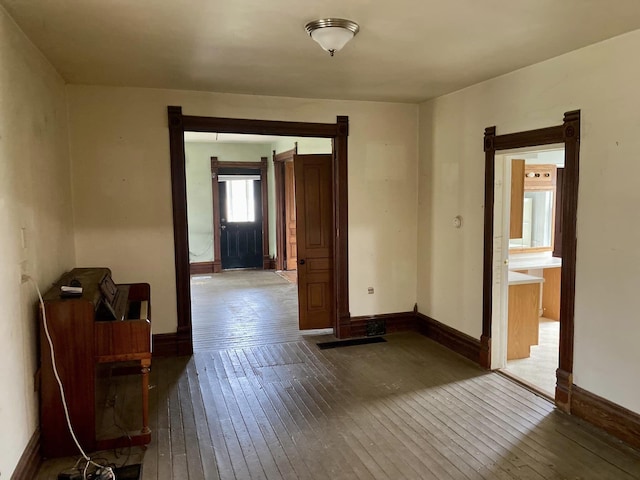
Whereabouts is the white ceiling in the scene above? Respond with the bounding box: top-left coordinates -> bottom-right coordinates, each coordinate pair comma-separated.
3,0 -> 640,103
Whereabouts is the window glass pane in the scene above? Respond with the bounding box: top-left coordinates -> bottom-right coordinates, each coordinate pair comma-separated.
225,179 -> 255,222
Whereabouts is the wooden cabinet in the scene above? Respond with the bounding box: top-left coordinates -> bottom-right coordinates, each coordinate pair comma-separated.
510,159 -> 525,239
542,267 -> 561,320
507,272 -> 543,360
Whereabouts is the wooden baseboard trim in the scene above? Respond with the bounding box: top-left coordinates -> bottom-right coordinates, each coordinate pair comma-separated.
11,429 -> 40,480
153,331 -> 192,357
555,368 -> 572,413
190,262 -> 215,275
571,385 -> 640,450
349,311 -> 417,338
153,333 -> 178,357
416,313 -> 481,364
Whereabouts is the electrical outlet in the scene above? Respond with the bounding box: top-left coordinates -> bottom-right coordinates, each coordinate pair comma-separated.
20,260 -> 29,283
367,287 -> 374,294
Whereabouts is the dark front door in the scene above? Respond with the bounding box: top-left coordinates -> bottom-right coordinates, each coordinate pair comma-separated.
219,176 -> 263,269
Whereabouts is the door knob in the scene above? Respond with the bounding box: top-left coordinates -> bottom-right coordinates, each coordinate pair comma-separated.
298,259 -> 305,265
221,225 -> 226,230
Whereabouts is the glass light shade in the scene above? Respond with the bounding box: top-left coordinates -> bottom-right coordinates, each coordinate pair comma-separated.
310,27 -> 355,54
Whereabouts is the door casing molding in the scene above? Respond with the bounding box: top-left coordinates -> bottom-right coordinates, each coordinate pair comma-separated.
167,107 -> 351,354
273,145 -> 297,272
210,157 -> 269,272
482,110 -> 580,412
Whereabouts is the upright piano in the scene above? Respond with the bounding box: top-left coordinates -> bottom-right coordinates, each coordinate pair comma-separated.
40,268 -> 152,458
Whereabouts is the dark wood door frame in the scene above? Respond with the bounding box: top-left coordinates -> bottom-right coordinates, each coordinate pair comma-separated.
210,157 -> 269,272
482,110 -> 580,412
167,107 -> 350,354
273,145 -> 298,271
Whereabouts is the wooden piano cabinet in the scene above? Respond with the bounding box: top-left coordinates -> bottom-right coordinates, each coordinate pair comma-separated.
39,269 -> 152,458
40,298 -> 97,458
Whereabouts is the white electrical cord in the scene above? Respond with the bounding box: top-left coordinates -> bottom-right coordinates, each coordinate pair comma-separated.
26,275 -> 115,480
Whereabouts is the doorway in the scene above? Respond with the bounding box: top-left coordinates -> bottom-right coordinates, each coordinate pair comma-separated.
497,149 -> 564,398
481,110 -> 580,411
167,108 -> 351,355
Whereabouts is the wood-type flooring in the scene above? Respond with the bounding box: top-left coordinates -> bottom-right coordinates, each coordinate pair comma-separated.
35,271 -> 640,479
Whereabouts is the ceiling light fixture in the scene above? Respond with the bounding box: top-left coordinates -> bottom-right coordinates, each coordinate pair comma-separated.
304,18 -> 360,56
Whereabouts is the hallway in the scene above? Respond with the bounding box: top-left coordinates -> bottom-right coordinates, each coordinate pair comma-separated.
191,270 -> 330,351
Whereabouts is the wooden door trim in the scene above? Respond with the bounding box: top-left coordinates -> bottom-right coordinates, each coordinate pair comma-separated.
273,145 -> 297,271
210,157 -> 269,272
482,110 -> 580,412
168,107 -> 350,354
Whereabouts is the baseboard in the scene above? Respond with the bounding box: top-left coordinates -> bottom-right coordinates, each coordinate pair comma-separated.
555,368 -> 572,413
349,311 -> 417,338
153,333 -> 178,356
10,429 -> 40,480
571,385 -> 640,450
190,262 -> 215,275
415,313 -> 481,364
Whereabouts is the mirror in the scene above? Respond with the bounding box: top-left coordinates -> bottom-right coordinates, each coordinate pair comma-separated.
509,190 -> 554,249
508,155 -> 562,253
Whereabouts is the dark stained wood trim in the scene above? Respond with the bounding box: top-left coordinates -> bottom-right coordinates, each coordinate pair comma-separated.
152,332 -> 177,357
349,311 -> 417,338
167,106 -> 193,355
189,262 -> 215,275
493,125 -> 564,151
556,368 -> 572,412
211,157 -> 269,271
335,116 -> 350,338
215,160 -> 264,169
182,115 -> 338,137
260,157 -> 270,269
571,385 -> 640,450
168,108 -> 349,349
557,110 -> 580,411
416,313 -> 482,365
481,126 -> 496,369
482,111 -> 580,412
273,146 -> 297,271
210,157 -> 223,273
10,429 -> 40,480
273,151 -> 285,271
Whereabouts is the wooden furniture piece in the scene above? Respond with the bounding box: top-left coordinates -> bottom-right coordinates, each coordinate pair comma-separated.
40,268 -> 151,458
510,159 -> 525,239
542,266 -> 562,321
507,271 -> 543,360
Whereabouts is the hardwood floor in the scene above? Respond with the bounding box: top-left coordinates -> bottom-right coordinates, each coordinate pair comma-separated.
147,335 -> 640,479
191,271 -> 328,351
35,272 -> 640,479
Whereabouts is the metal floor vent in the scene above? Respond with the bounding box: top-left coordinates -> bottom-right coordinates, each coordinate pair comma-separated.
316,337 -> 386,350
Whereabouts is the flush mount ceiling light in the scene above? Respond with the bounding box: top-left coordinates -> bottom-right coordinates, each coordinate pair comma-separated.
304,18 -> 360,56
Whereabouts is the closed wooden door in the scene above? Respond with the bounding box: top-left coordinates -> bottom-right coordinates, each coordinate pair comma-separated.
294,154 -> 334,330
284,161 -> 297,271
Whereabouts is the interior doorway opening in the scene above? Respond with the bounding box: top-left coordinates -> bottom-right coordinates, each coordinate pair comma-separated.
482,110 -> 580,412
493,147 -> 565,398
167,108 -> 350,355
184,132 -> 335,348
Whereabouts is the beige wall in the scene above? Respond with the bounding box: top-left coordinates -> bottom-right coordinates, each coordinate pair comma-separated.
418,29 -> 640,413
185,142 -> 274,262
0,6 -> 75,476
67,86 -> 419,333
